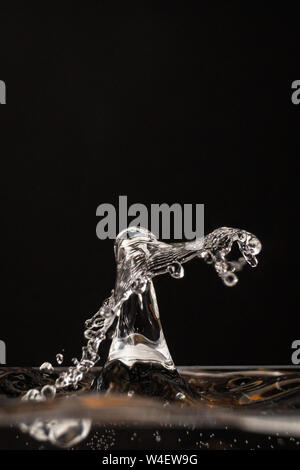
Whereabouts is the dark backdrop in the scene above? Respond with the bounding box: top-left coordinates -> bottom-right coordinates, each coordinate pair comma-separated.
0,3 -> 298,367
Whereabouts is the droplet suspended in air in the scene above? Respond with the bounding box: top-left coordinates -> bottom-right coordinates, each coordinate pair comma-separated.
168,261 -> 184,279
56,354 -> 64,365
223,272 -> 238,287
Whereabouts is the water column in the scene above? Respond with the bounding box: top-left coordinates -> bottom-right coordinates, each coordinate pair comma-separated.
107,279 -> 175,370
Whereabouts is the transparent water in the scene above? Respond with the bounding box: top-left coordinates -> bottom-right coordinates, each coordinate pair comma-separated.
1,366 -> 300,449
3,226 -> 298,450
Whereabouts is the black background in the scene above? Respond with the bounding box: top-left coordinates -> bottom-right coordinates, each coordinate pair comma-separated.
0,3 -> 298,367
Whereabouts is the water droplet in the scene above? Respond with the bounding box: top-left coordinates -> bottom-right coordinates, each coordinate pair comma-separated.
223,272 -> 238,287
39,362 -> 54,374
56,354 -> 63,365
48,419 -> 91,448
199,251 -> 214,264
176,392 -> 186,400
41,385 -> 56,400
22,389 -> 42,402
168,262 -> 184,279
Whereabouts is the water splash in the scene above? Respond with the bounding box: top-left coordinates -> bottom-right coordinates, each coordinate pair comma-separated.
55,226 -> 261,388
15,226 -> 262,446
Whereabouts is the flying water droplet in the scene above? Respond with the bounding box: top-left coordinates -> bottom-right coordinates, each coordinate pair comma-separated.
168,261 -> 184,279
223,272 -> 238,287
56,354 -> 63,365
